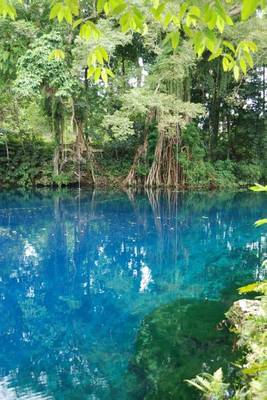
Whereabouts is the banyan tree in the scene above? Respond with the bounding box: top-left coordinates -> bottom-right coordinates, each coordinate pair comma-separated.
104,43 -> 203,188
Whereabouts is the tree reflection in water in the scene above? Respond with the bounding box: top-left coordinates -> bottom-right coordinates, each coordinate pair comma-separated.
0,189 -> 265,399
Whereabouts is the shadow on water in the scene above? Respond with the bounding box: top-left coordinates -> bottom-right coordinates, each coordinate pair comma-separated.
0,188 -> 266,399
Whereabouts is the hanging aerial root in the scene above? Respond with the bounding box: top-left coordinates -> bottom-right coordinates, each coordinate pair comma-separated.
123,139 -> 148,187
145,131 -> 182,188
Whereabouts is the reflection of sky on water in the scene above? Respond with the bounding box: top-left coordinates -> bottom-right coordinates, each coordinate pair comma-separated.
0,376 -> 53,400
0,189 -> 266,399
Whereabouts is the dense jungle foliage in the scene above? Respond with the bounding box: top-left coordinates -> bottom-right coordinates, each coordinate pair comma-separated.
0,0 -> 266,188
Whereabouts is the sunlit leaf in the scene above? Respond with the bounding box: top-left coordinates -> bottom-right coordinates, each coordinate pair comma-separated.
239,58 -> 247,74
241,0 -> 258,20
250,183 -> 267,192
255,219 -> 267,227
238,281 -> 264,294
216,15 -> 225,33
223,40 -> 235,53
48,49 -> 65,61
208,48 -> 222,61
243,363 -> 267,374
233,65 -> 240,80
101,68 -> 108,83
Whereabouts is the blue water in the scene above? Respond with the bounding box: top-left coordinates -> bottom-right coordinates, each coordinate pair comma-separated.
0,189 -> 266,400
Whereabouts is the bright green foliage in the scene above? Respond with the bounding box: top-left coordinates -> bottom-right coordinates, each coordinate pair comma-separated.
250,183 -> 267,192
49,0 -> 79,24
0,0 -> 266,82
185,368 -> 229,398
48,48 -> 65,60
255,219 -> 267,227
0,0 -> 17,19
238,281 -> 267,294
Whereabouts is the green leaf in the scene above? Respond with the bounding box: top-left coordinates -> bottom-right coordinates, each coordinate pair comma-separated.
57,6 -> 65,23
216,15 -> 225,33
100,47 -> 109,62
97,0 -> 106,13
80,23 -> 90,39
106,68 -> 114,77
94,67 -> 101,82
244,51 -> 254,68
241,0 -> 258,20
163,12 -> 172,28
239,58 -> 247,74
112,3 -> 127,15
152,0 -> 160,8
104,2 -> 109,15
95,48 -> 104,64
223,40 -> 235,53
208,48 -> 222,61
120,11 -> 131,32
48,49 -> 65,61
189,6 -> 200,17
233,65 -> 240,80
67,0 -> 79,16
205,31 -> 216,53
87,66 -> 95,78
171,31 -> 180,49
101,68 -> 108,83
64,6 -> 73,24
225,14 -> 234,25
207,13 -> 217,30
238,281 -> 263,294
222,56 -> 230,71
243,363 -> 267,374
49,3 -> 61,20
255,218 -> 267,227
178,2 -> 188,19
73,18 -> 83,28
249,183 -> 267,192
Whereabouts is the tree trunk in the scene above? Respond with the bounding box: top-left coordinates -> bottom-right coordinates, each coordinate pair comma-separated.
123,109 -> 155,187
74,117 -> 96,185
145,126 -> 182,188
52,97 -> 64,177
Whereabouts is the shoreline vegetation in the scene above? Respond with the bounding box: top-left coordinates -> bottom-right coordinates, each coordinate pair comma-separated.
187,282 -> 267,400
0,136 -> 265,190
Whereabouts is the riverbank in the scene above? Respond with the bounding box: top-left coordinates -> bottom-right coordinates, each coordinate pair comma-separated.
0,138 -> 265,190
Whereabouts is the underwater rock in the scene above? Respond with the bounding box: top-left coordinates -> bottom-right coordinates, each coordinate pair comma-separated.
126,298 -> 237,400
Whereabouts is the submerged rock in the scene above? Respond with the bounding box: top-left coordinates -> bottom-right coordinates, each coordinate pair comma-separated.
126,299 -> 237,400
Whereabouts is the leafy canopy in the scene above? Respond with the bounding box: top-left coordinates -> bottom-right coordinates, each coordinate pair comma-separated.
0,0 -> 266,82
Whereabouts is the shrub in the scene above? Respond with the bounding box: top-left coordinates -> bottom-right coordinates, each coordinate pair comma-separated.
235,162 -> 262,185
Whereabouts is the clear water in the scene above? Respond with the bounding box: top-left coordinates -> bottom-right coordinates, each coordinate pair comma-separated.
0,189 -> 266,400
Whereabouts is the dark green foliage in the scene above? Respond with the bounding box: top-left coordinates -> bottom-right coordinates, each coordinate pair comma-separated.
0,138 -> 76,188
235,162 -> 263,185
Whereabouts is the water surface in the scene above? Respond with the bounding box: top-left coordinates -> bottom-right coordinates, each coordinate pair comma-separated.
0,189 -> 266,399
